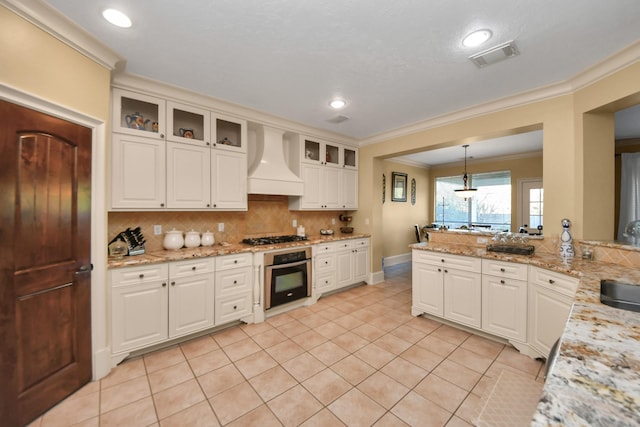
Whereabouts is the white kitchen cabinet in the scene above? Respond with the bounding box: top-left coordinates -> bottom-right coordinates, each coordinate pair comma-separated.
289,135 -> 358,211
211,150 -> 247,210
341,169 -> 358,209
167,101 -> 210,147
112,88 -> 166,138
412,250 -> 482,328
315,243 -> 337,295
528,266 -> 579,357
214,253 -> 253,324
212,114 -> 247,153
168,258 -> 215,338
336,239 -> 370,289
166,142 -> 211,209
111,133 -> 166,209
481,259 -> 528,342
111,264 -> 169,354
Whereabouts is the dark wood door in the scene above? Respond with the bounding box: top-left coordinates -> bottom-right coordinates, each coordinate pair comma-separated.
0,100 -> 92,427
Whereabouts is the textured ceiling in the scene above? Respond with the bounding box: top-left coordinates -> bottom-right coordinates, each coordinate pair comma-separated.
43,0 -> 640,142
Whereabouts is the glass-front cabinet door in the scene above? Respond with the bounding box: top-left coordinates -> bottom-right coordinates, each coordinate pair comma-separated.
301,138 -> 341,167
325,142 -> 340,167
112,88 -> 166,139
167,101 -> 210,147
343,146 -> 358,169
212,114 -> 247,153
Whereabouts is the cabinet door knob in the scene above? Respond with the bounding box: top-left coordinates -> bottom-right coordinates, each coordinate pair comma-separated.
441,259 -> 445,263
500,268 -> 506,272
139,273 -> 144,279
192,266 -> 196,271
162,282 -> 167,287
500,280 -> 505,284
233,305 -> 237,310
207,204 -> 210,207
234,260 -> 238,264
444,269 -> 448,273
160,203 -> 165,207
159,134 -> 165,139
206,142 -> 210,146
233,280 -> 237,284
549,279 -> 555,284
213,204 -> 217,208
325,261 -> 328,265
438,268 -> 442,272
171,281 -> 176,286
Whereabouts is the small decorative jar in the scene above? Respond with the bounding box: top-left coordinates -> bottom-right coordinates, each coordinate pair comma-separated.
184,230 -> 201,248
163,229 -> 184,250
201,231 -> 215,247
108,237 -> 128,259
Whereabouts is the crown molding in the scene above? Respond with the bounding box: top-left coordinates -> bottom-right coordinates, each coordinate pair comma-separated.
1,0 -> 123,70
112,72 -> 359,146
361,41 -> 640,147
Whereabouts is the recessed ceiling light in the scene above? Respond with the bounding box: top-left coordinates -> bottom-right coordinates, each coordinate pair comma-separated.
462,29 -> 492,47
102,9 -> 132,28
329,99 -> 346,109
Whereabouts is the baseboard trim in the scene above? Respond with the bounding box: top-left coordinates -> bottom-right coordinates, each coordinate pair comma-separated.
383,253 -> 411,267
369,270 -> 385,284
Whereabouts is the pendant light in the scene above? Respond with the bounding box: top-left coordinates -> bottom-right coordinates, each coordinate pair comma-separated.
454,145 -> 477,199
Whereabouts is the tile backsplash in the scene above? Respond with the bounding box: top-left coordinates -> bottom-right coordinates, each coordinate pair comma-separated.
109,195 -> 349,252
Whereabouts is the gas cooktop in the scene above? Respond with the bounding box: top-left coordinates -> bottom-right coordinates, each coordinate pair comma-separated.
241,235 -> 308,246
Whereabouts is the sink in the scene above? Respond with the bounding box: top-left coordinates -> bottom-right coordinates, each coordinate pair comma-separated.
600,280 -> 640,313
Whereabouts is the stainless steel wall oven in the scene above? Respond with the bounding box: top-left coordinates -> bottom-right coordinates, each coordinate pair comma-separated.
264,246 -> 312,309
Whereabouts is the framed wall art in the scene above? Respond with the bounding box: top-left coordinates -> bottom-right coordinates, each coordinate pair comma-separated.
391,172 -> 407,202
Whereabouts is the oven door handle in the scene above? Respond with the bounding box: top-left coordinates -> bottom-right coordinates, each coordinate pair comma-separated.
267,259 -> 310,270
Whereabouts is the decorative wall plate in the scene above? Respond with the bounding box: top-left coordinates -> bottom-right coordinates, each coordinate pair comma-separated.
411,178 -> 416,205
382,173 -> 386,203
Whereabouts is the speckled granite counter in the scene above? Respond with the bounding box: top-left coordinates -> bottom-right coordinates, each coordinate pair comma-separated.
411,242 -> 640,427
108,233 -> 370,268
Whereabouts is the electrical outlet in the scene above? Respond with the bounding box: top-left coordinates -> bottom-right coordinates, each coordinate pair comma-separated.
153,225 -> 162,235
477,237 -> 488,244
218,222 -> 224,232
331,218 -> 336,225
292,219 -> 297,227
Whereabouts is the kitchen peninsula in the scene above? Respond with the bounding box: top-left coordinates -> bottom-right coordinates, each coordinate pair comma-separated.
411,234 -> 640,426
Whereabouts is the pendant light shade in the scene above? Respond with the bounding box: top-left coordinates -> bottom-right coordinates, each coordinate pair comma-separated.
454,145 -> 477,199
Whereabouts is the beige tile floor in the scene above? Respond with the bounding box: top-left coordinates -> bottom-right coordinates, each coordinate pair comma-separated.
29,263 -> 546,427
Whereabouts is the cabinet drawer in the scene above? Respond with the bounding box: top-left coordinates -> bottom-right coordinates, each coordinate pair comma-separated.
351,238 -> 370,249
216,253 -> 252,271
528,266 -> 579,297
169,258 -> 215,278
215,266 -> 252,296
335,240 -> 353,251
315,242 -> 337,254
315,253 -> 336,273
482,259 -> 528,281
412,250 -> 481,273
316,273 -> 335,292
111,263 -> 168,287
215,293 -> 252,324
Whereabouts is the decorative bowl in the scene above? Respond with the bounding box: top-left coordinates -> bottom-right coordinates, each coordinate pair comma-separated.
340,227 -> 354,234
320,229 -> 334,235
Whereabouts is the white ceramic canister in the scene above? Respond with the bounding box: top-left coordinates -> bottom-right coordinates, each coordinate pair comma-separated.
184,230 -> 201,248
201,230 -> 215,247
163,229 -> 184,250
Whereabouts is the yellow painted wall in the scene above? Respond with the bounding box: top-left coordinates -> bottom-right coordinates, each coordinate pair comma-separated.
0,6 -> 111,121
359,59 -> 640,272
429,155 -> 543,231
381,161 -> 430,258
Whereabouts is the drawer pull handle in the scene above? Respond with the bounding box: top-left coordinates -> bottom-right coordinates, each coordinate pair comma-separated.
441,259 -> 445,263
233,305 -> 237,310
500,280 -> 505,284
162,282 -> 167,287
500,268 -> 505,272
233,280 -> 237,284
234,260 -> 238,264
192,266 -> 196,271
325,261 -> 328,265
139,274 -> 144,279
171,281 -> 176,286
549,279 -> 555,284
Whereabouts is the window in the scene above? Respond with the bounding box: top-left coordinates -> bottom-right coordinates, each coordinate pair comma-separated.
435,171 -> 511,230
519,179 -> 543,229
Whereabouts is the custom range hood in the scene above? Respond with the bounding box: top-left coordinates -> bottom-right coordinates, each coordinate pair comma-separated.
247,125 -> 304,196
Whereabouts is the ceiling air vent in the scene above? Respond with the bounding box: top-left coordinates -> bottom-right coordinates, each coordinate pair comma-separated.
469,40 -> 519,68
326,115 -> 349,124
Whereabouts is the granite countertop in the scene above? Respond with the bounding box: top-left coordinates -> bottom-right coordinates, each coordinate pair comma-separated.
411,242 -> 640,426
108,233 -> 370,268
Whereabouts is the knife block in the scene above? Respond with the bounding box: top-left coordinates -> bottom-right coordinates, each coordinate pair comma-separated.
109,227 -> 146,256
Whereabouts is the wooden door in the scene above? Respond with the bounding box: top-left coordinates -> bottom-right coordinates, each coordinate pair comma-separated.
0,100 -> 92,426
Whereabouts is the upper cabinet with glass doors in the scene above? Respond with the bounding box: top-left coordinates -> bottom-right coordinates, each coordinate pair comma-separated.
298,138 -> 357,169
167,101 -> 210,147
113,88 -> 166,139
212,114 -> 247,153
